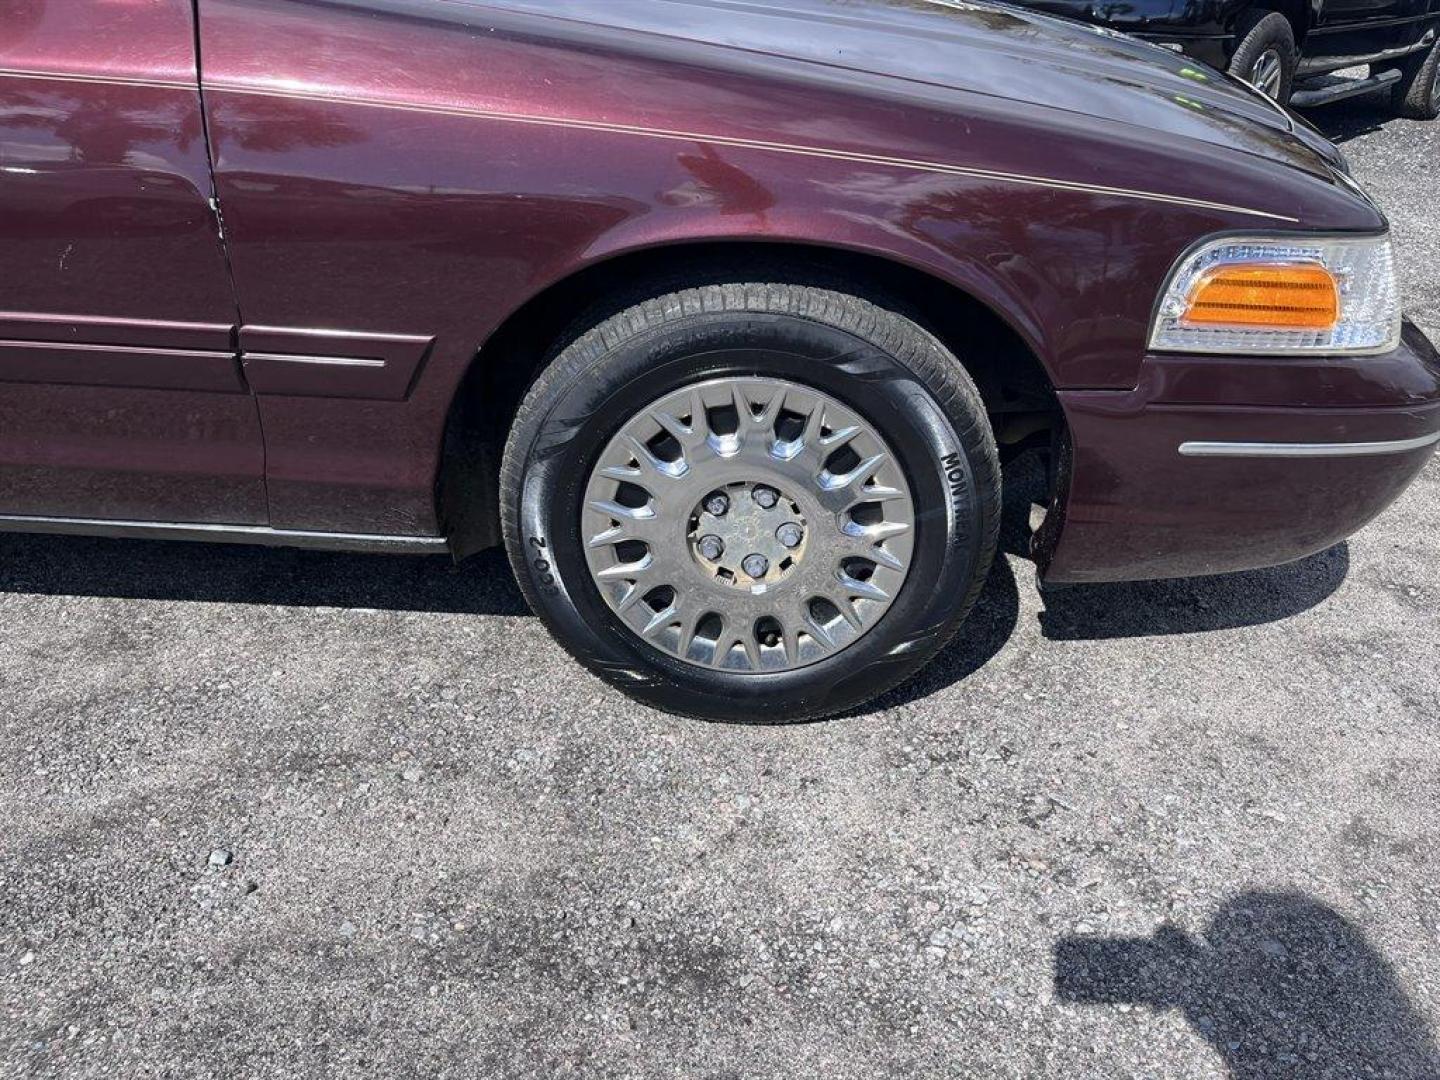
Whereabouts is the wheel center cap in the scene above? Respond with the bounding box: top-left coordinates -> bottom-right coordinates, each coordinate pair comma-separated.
689,480 -> 807,588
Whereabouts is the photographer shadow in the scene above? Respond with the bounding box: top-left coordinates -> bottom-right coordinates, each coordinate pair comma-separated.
1055,890 -> 1440,1077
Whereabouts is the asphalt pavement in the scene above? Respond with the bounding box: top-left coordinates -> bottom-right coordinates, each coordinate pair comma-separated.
2,97 -> 1438,1079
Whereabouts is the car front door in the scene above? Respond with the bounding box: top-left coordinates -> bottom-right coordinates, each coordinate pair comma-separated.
0,0 -> 265,526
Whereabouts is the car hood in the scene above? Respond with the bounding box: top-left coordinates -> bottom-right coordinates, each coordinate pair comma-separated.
490,0 -> 1348,178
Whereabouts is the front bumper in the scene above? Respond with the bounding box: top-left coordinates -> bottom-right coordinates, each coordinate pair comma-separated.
1039,319 -> 1440,584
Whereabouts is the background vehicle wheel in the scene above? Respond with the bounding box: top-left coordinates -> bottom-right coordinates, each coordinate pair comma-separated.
501,280 -> 1001,723
1228,11 -> 1298,103
1391,40 -> 1440,119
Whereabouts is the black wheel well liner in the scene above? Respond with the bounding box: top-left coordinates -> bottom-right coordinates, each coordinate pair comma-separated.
439,240 -> 1060,558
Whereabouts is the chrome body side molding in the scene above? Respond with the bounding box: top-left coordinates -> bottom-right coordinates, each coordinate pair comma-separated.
1179,430 -> 1440,458
0,515 -> 450,554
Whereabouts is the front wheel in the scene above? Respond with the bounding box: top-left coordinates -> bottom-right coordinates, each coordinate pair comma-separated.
500,282 -> 1001,723
1228,11 -> 1299,103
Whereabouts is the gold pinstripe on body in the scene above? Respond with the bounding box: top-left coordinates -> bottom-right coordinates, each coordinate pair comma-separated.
0,65 -> 1299,223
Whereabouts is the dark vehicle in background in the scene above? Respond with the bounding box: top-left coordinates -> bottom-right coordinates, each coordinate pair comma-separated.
2,0 -> 1438,722
1022,0 -> 1440,113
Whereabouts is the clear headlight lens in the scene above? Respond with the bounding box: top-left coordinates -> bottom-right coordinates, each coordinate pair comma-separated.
1149,234 -> 1401,355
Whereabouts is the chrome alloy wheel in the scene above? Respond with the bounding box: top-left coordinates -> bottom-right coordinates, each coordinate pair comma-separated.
1249,48 -> 1284,98
581,376 -> 916,672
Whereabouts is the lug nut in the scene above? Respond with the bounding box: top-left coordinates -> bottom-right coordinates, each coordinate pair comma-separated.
752,485 -> 779,509
776,523 -> 804,549
704,493 -> 730,516
697,535 -> 725,561
742,553 -> 770,579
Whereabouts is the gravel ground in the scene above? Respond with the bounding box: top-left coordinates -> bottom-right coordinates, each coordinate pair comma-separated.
3,98 -> 1439,1080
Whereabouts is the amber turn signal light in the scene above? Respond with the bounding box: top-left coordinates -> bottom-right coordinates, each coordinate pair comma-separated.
1180,263 -> 1339,329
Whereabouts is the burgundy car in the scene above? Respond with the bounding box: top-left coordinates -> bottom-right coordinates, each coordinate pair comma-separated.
2,0 -> 1437,721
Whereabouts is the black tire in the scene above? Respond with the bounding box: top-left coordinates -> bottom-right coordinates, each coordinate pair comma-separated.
1227,11 -> 1299,103
1391,40 -> 1440,120
500,281 -> 1001,723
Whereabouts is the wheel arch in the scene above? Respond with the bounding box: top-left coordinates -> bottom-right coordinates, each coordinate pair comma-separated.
1228,0 -> 1314,48
439,238 -> 1060,559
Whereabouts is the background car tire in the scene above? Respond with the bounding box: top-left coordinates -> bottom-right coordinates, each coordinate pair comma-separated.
1391,40 -> 1440,119
1228,11 -> 1299,103
500,280 -> 1001,723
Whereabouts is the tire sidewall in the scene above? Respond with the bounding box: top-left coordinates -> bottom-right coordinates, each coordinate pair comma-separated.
509,312 -> 988,721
